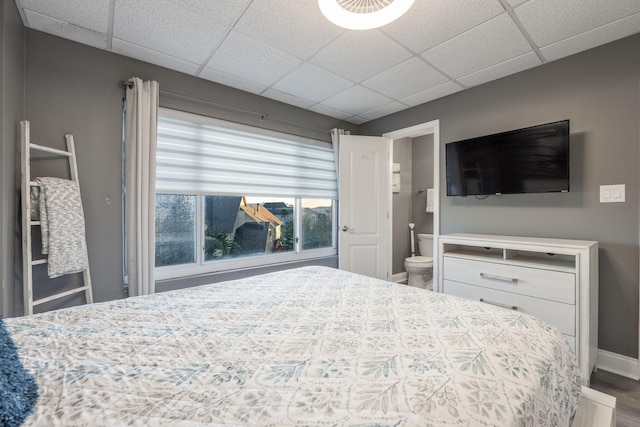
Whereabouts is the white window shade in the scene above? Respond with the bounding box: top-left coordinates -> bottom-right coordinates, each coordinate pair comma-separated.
157,108 -> 338,199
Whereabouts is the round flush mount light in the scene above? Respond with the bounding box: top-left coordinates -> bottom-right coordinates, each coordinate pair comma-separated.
318,0 -> 415,31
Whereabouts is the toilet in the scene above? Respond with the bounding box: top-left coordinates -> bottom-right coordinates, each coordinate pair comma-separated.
405,232 -> 434,290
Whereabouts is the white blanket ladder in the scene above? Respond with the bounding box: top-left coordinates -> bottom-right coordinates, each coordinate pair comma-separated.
20,120 -> 93,315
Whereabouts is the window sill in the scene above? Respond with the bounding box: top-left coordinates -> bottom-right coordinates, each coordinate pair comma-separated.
155,248 -> 337,281
155,254 -> 338,292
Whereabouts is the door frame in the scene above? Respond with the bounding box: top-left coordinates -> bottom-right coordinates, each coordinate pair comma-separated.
383,119 -> 441,290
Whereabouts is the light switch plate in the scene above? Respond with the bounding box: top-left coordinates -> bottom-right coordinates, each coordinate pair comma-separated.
600,184 -> 625,203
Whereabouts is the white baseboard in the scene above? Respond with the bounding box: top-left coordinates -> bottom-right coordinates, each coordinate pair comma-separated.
597,349 -> 639,380
391,272 -> 408,283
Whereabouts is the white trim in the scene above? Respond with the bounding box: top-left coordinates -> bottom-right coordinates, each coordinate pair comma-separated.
596,348 -> 640,380
383,120 -> 439,140
638,71 -> 640,382
391,272 -> 408,283
571,386 -> 616,427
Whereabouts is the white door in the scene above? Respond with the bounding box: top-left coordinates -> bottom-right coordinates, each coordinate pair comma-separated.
338,135 -> 390,280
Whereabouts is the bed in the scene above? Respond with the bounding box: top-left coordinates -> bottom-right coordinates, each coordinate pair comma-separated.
6,266 -> 585,426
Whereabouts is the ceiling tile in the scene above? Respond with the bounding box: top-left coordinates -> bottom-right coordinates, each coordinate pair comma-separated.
261,89 -> 316,109
234,0 -> 344,59
382,0 -> 504,53
514,0 -> 640,47
20,0 -> 110,33
308,104 -> 353,121
112,38 -> 201,75
359,101 -> 409,121
205,31 -> 303,87
362,57 -> 449,100
272,63 -> 353,103
457,52 -> 542,87
113,0 -> 229,64
422,13 -> 533,79
14,0 -> 640,122
400,81 -> 464,107
310,30 -> 412,83
198,68 -> 267,95
346,116 -> 369,125
320,85 -> 393,115
540,12 -> 640,61
23,10 -> 107,49
164,0 -> 251,25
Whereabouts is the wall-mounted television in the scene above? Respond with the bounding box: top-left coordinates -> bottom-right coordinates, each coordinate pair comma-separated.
445,120 -> 570,197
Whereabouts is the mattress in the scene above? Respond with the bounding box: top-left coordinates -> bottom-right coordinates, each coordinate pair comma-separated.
6,266 -> 583,426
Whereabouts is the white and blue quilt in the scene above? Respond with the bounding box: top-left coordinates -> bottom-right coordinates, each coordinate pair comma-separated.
7,266 -> 583,426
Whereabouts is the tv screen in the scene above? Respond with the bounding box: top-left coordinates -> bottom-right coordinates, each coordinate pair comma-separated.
446,120 -> 570,196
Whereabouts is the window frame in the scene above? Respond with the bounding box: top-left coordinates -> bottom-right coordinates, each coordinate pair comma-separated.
155,196 -> 337,281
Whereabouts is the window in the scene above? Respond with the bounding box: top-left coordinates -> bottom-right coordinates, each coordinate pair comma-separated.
154,109 -> 337,280
155,194 -> 196,267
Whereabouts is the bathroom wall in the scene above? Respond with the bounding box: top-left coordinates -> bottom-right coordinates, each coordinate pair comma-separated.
411,134 -> 435,251
392,138 -> 412,275
392,134 -> 435,275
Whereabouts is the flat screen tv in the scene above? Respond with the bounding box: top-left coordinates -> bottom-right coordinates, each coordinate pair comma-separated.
446,120 -> 570,197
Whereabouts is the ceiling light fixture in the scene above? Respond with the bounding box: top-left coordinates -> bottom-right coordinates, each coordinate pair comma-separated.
318,0 -> 415,31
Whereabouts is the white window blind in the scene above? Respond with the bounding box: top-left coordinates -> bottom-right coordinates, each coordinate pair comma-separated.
156,108 -> 338,199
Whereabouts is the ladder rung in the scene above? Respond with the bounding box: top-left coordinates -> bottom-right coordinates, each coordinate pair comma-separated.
31,259 -> 47,266
33,286 -> 90,307
29,142 -> 73,157
31,221 -> 41,226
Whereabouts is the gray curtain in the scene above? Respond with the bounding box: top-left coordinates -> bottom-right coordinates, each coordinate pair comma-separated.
124,77 -> 159,296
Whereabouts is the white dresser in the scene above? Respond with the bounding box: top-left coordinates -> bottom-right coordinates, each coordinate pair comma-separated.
438,233 -> 598,381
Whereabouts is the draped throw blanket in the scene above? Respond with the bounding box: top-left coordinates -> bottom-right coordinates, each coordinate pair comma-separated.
35,177 -> 88,278
29,186 -> 40,221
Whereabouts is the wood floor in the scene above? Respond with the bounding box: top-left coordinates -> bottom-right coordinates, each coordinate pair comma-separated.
590,369 -> 640,427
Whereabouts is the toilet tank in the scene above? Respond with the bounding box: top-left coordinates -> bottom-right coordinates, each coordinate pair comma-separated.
417,234 -> 433,258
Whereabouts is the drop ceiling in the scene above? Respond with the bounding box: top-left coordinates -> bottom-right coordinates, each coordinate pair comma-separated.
14,0 -> 640,124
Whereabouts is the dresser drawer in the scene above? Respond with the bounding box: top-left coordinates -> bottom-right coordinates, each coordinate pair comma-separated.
443,257 -> 575,304
444,280 -> 576,336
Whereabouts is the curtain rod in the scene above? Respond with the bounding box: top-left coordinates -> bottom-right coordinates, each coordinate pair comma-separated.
117,80 -> 134,89
117,80 -> 335,135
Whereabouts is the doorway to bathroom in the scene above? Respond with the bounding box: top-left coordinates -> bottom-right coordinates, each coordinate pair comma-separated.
383,120 -> 440,289
335,120 -> 440,285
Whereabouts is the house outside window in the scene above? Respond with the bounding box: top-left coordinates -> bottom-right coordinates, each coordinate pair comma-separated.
154,109 -> 337,280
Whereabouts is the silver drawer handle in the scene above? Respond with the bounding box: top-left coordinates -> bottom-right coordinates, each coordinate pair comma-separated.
480,298 -> 518,311
480,272 -> 518,283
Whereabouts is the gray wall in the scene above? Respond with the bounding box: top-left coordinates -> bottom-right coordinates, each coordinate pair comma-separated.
1,0 -> 25,316
2,28 -> 356,317
362,34 -> 640,359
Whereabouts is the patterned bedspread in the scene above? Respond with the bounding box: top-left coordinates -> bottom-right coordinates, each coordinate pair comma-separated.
7,266 -> 583,426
